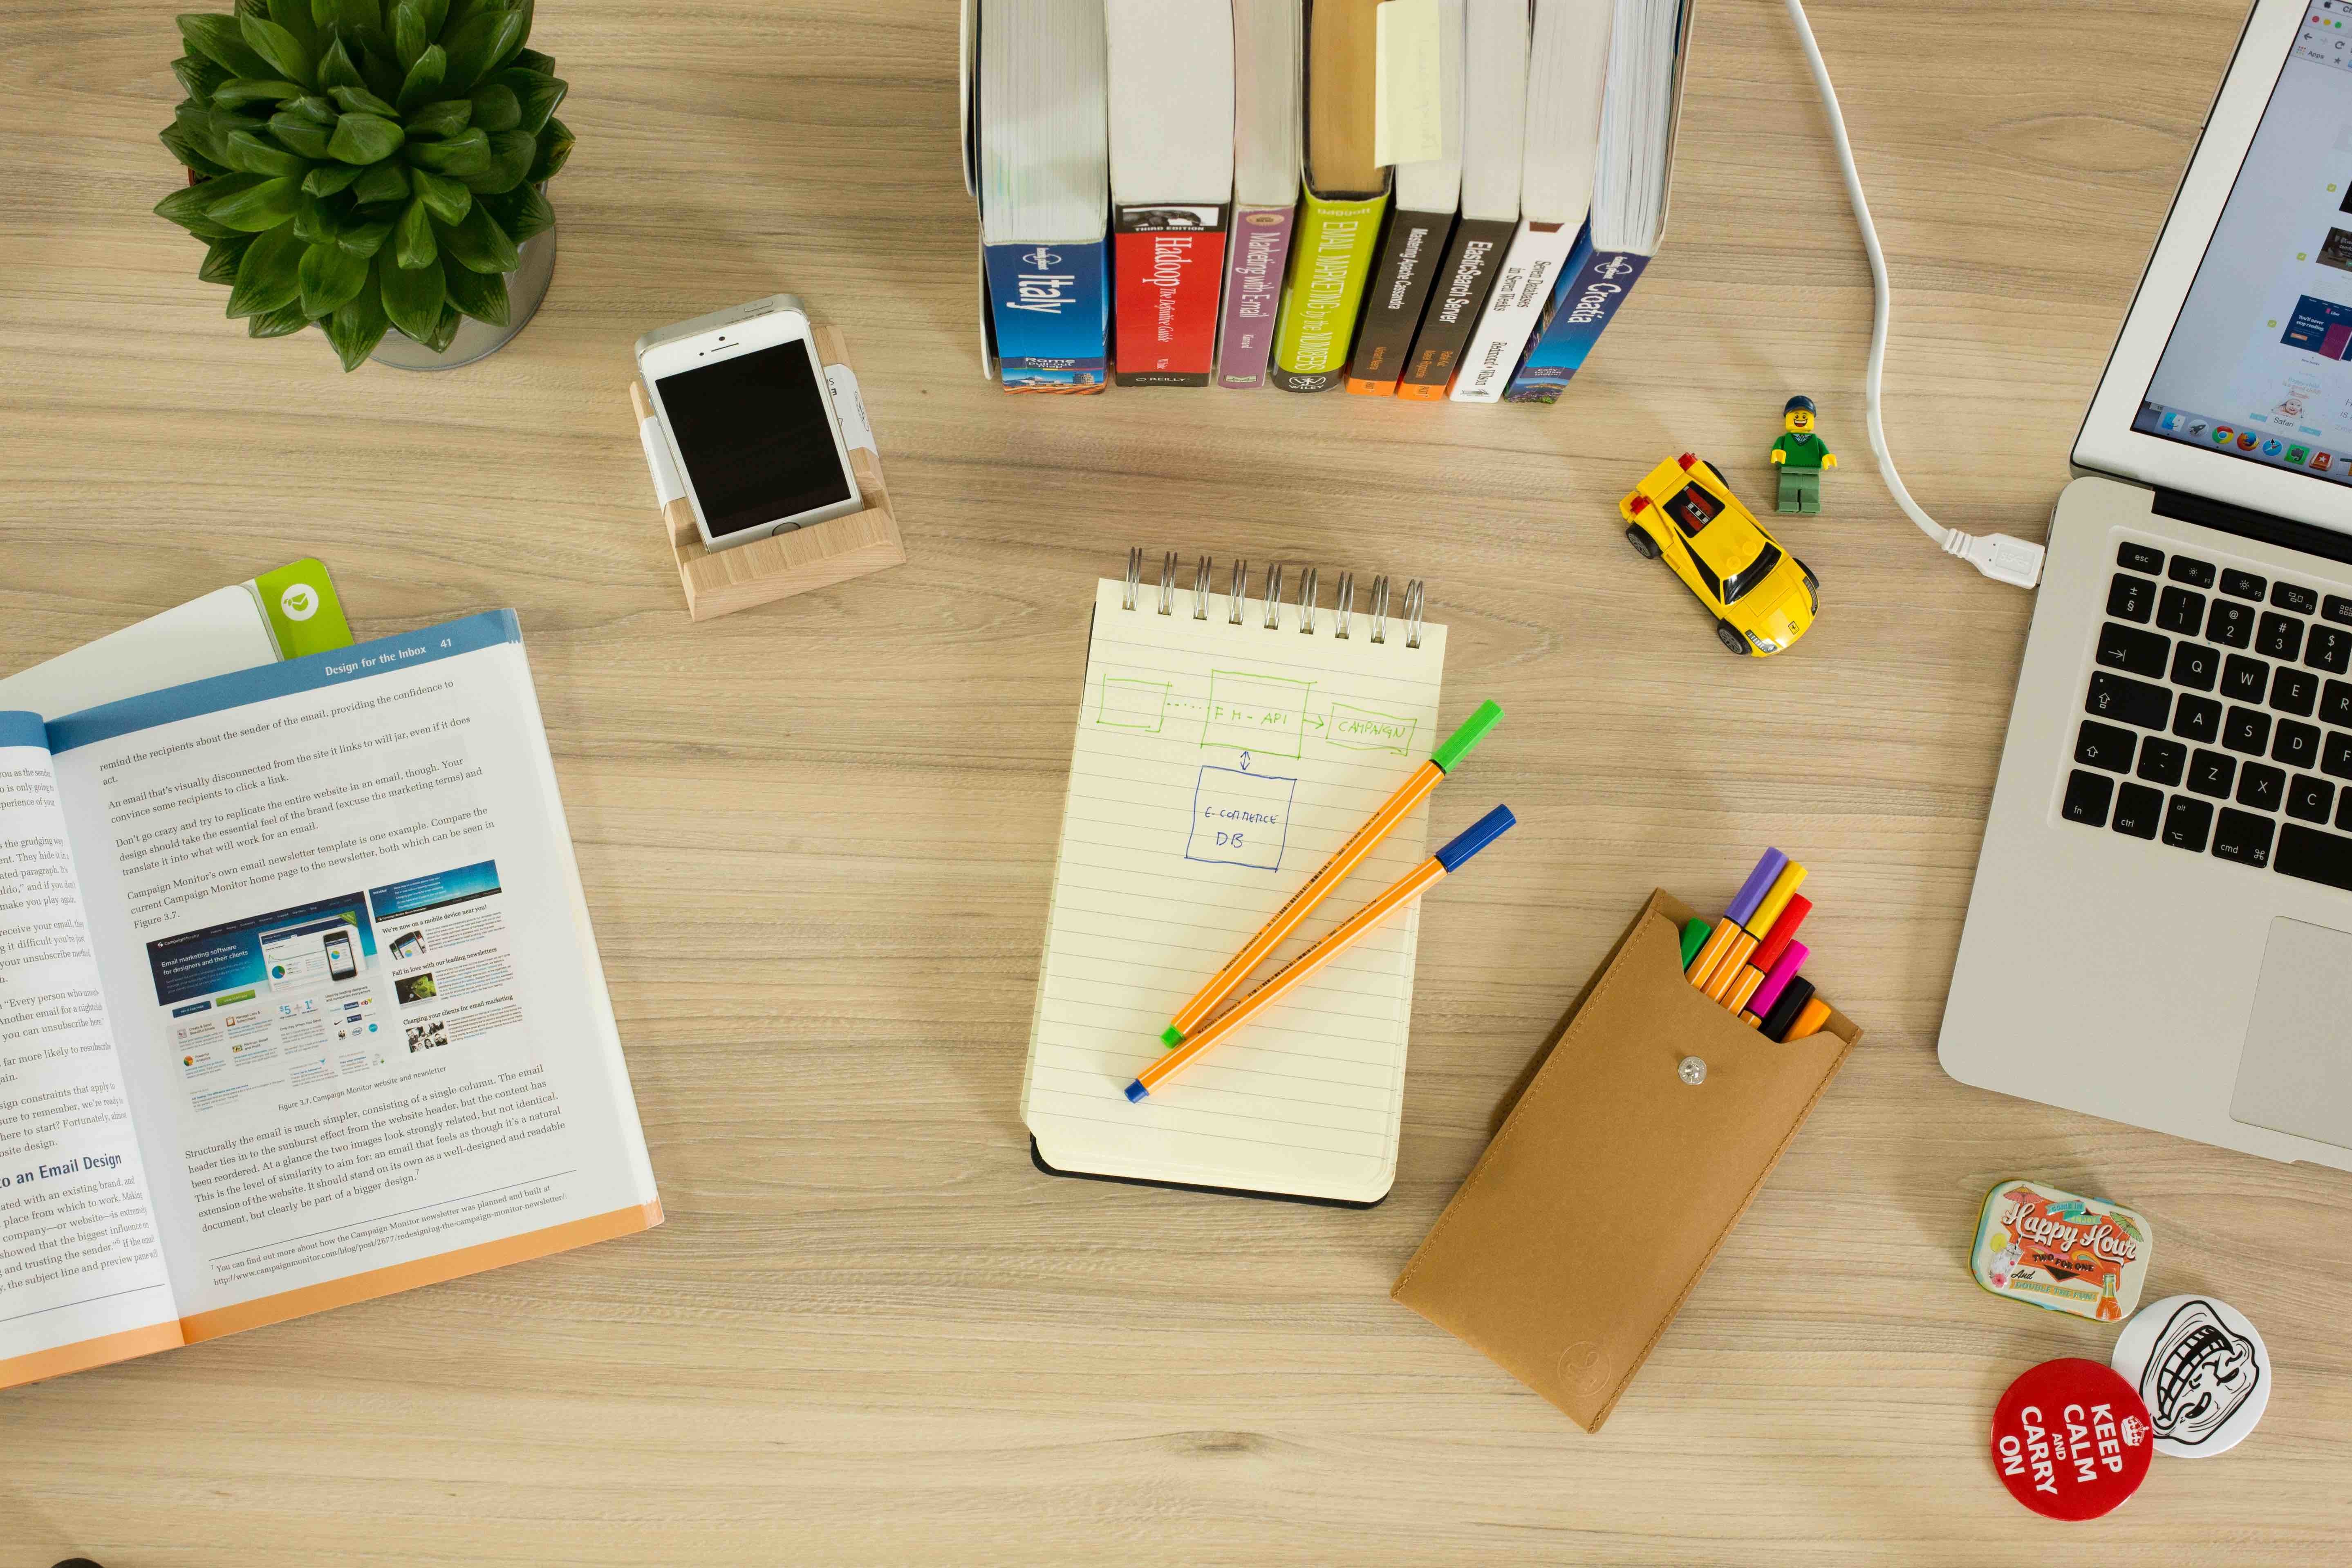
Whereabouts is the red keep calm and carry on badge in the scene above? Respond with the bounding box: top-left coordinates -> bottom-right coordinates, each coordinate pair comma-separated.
1989,1359 -> 2154,1520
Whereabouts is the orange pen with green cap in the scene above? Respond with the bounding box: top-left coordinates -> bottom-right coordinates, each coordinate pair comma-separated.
1160,699 -> 1503,1048
1704,859 -> 1807,1002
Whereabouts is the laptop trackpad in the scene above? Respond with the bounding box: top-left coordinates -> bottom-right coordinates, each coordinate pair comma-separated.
2231,918 -> 2352,1149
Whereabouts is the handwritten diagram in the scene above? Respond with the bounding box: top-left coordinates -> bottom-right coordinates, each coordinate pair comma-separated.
1095,668 -> 1418,759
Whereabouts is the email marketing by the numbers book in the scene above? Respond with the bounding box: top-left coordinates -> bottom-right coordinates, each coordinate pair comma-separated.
0,612 -> 660,1390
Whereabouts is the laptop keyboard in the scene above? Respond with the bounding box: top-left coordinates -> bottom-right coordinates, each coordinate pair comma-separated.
2066,538 -> 2352,893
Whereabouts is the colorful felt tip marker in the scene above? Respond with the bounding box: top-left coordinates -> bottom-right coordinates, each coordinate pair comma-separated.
1687,848 -> 1787,990
1785,996 -> 1832,1041
1761,976 -> 1817,1042
1704,858 -> 1806,1002
1679,918 -> 1712,970
1161,700 -> 1503,1048
1721,894 -> 1812,1013
1738,941 -> 1809,1027
1129,805 -> 1517,1102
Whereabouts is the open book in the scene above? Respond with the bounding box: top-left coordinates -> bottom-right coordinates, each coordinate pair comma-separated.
0,612 -> 660,1389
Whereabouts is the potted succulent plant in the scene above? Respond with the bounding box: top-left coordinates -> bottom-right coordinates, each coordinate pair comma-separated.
155,0 -> 571,370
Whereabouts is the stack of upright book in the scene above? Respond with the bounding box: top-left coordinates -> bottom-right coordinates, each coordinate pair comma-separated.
961,0 -> 1693,401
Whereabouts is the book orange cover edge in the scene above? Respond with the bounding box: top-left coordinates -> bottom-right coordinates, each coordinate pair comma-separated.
181,1199 -> 664,1343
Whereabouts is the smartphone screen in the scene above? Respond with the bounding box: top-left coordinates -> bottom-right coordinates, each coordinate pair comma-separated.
655,338 -> 852,541
325,932 -> 356,981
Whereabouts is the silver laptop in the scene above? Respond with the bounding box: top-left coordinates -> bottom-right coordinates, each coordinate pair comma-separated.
1942,0 -> 2352,1170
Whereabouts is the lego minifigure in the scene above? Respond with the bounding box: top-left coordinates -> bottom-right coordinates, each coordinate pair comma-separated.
1770,394 -> 1836,515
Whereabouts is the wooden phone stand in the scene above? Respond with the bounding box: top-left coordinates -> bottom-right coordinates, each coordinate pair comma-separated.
629,326 -> 907,622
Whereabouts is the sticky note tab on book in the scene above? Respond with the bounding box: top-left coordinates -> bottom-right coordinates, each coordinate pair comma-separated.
1374,0 -> 1443,168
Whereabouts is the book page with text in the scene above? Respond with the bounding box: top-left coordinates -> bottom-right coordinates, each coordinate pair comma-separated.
47,615 -> 659,1337
0,712 -> 181,1388
1021,578 -> 1448,1203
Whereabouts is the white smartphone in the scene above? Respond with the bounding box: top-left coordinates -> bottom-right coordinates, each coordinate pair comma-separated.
635,296 -> 864,552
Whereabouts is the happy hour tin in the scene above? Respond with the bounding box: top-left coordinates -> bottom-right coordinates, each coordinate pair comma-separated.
1969,1179 -> 2154,1322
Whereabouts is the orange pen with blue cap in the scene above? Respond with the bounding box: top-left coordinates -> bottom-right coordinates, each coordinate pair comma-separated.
1161,700 -> 1503,1049
1129,805 -> 1517,1102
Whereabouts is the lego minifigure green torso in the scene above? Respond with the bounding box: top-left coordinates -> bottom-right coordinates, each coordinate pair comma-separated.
1770,395 -> 1836,515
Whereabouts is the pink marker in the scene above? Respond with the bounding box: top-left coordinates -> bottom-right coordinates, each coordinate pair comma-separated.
1739,941 -> 1809,1027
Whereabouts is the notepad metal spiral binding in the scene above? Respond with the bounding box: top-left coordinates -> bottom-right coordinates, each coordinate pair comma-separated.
1120,546 -> 1425,648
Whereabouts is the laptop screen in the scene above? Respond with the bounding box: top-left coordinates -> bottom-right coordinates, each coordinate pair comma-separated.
2139,1 -> 2352,484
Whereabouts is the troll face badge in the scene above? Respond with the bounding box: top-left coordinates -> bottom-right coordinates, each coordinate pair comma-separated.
2112,1295 -> 2272,1457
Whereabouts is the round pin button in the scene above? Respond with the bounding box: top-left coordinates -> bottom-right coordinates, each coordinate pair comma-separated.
1989,1358 -> 2153,1520
2112,1295 -> 2271,1458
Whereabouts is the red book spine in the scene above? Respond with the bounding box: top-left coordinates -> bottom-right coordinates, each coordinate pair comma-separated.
1112,205 -> 1229,387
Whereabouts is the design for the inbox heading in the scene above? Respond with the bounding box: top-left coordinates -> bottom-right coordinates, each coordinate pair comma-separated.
147,859 -> 524,1114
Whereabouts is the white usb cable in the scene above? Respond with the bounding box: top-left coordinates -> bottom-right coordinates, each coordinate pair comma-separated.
1784,0 -> 2047,590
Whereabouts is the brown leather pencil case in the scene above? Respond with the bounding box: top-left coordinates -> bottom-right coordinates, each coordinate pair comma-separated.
1391,889 -> 1862,1431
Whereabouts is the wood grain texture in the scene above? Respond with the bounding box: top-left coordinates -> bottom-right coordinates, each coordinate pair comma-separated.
3,0 -> 2346,1562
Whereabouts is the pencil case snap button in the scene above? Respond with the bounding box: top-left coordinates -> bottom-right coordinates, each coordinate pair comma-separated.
1679,1056 -> 1707,1086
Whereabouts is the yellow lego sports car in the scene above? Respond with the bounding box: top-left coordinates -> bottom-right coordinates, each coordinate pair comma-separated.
1619,453 -> 1821,656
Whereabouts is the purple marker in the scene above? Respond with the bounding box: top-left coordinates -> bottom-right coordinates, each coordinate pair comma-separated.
1725,849 -> 1789,929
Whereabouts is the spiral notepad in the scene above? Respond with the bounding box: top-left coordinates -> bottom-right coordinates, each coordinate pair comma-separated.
1019,551 -> 1449,1205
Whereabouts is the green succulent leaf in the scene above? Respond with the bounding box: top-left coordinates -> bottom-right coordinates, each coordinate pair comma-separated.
356,35 -> 405,99
178,14 -> 275,79
408,125 -> 488,175
336,216 -> 393,255
349,160 -> 408,203
417,0 -> 451,36
207,173 -> 301,230
442,8 -> 524,95
155,181 -> 237,238
287,92 -> 337,122
466,83 -> 518,133
396,43 -> 445,109
199,234 -> 253,283
485,180 -> 549,243
302,161 -> 363,195
410,165 -> 471,223
267,111 -> 333,158
223,128 -> 307,177
495,69 -> 563,135
527,115 -> 569,183
211,76 -> 304,107
266,0 -> 319,48
378,250 -> 445,339
316,34 -> 363,91
328,83 -> 396,116
173,54 -> 231,99
324,259 -> 391,370
510,46 -> 554,75
441,259 -> 508,326
394,195 -> 437,268
457,128 -> 531,195
311,0 -> 384,34
436,198 -> 515,272
390,0 -> 425,70
247,300 -> 313,337
237,14 -> 316,87
226,220 -> 305,315
170,101 -> 233,164
422,303 -> 464,353
161,121 -> 233,177
441,0 -> 496,36
405,95 -> 468,138
299,240 -> 368,316
327,111 -> 403,163
291,189 -> 338,242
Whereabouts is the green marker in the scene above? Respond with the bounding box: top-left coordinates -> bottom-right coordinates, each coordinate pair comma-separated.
1680,918 -> 1712,970
1160,700 -> 1506,1048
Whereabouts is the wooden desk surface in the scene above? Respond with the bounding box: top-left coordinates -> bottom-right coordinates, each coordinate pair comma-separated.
5,0 -> 2348,1561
